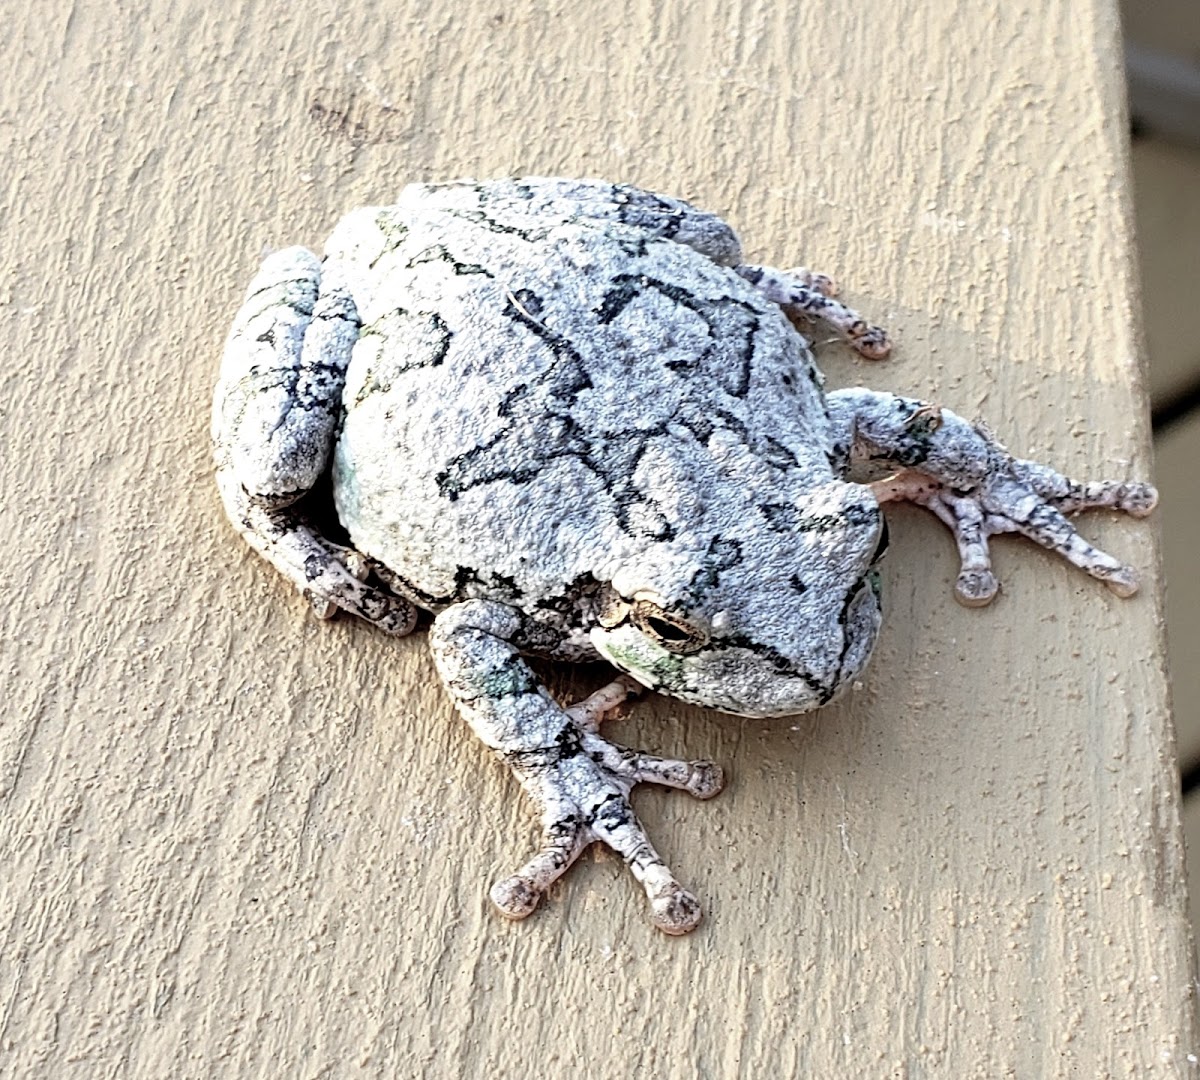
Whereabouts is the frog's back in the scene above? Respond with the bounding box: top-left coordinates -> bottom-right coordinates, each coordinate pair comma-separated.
329,182 -> 835,608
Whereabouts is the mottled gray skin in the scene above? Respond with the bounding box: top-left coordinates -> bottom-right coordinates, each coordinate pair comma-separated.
213,178 -> 1156,933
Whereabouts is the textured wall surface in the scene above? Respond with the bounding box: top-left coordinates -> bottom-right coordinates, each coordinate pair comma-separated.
1,0 -> 1193,1076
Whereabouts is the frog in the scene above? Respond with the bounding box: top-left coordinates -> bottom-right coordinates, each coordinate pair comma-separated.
212,177 -> 1157,934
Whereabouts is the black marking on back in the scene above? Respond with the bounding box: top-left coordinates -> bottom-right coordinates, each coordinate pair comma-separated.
683,536 -> 743,602
433,287 -> 685,539
353,308 -> 453,404
595,273 -> 762,398
406,244 -> 495,277
442,206 -> 556,244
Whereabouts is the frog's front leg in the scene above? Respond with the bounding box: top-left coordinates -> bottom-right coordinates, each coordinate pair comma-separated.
429,600 -> 723,934
213,248 -> 416,634
828,389 -> 1157,605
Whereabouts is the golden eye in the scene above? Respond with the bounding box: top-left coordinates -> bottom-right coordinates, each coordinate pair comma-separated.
596,589 -> 631,628
630,600 -> 709,655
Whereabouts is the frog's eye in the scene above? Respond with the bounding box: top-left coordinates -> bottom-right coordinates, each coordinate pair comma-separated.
630,600 -> 709,655
871,518 -> 890,565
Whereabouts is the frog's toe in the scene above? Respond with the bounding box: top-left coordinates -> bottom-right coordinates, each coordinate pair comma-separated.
489,812 -> 590,921
649,884 -> 704,935
588,796 -> 706,934
874,460 -> 1152,602
848,322 -> 892,360
1100,564 -> 1140,598
490,875 -> 544,920
685,761 -> 724,800
1013,467 -> 1160,521
735,263 -> 890,359
954,568 -> 999,608
308,593 -> 338,620
1122,483 -> 1159,517
564,675 -> 645,733
1075,480 -> 1159,519
583,733 -> 724,800
306,538 -> 375,620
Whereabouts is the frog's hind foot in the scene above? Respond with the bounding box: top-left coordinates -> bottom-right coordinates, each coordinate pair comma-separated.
216,466 -> 417,635
735,263 -> 891,359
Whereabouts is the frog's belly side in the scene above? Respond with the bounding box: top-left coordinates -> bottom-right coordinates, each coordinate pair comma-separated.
331,223 -> 832,608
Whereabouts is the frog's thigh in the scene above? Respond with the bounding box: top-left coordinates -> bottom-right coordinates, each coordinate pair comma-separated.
213,248 -> 415,635
479,177 -> 743,265
213,247 -> 356,501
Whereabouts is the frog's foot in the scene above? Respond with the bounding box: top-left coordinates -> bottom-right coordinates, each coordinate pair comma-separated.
734,263 -> 891,359
563,673 -> 646,732
871,463 -> 1158,606
430,601 -> 722,933
492,718 -> 724,935
215,465 -> 418,634
830,389 -> 1156,604
305,534 -> 377,618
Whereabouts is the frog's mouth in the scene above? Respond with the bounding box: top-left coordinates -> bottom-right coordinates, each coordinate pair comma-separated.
591,625 -> 822,717
589,573 -> 883,719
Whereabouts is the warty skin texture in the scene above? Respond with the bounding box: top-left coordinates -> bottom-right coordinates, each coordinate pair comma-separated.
213,177 -> 1156,932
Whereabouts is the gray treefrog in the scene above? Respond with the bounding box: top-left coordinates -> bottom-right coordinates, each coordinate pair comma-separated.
212,178 -> 1156,934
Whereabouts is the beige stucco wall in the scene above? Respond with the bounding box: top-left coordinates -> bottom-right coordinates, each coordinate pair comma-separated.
1,0 -> 1193,1075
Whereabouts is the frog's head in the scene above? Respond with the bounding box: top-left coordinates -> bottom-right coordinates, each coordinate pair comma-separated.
590,481 -> 887,718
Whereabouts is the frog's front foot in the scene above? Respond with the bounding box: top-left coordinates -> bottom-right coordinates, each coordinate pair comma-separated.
492,676 -> 723,934
846,394 -> 1159,605
430,601 -> 724,934
735,263 -> 892,359
873,461 -> 1156,606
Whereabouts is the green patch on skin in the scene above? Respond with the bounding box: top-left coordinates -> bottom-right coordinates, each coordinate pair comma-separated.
481,665 -> 538,699
603,641 -> 686,687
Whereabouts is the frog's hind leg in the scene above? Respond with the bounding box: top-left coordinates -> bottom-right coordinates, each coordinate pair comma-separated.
213,247 -> 416,635
410,178 -> 746,265
735,263 -> 892,359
